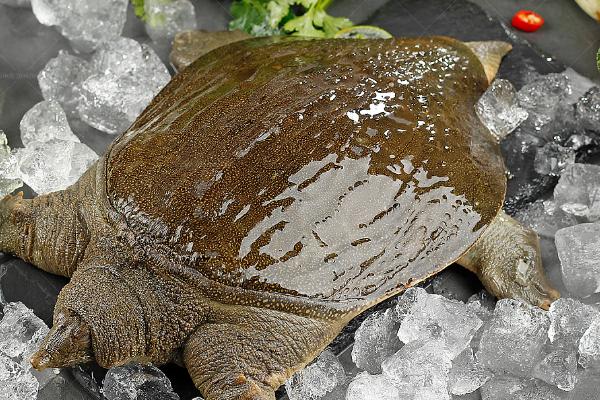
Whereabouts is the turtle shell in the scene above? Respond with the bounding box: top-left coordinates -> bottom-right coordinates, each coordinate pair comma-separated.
105,36 -> 505,311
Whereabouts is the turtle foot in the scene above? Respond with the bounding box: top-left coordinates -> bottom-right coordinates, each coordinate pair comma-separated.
183,305 -> 340,400
458,210 -> 561,309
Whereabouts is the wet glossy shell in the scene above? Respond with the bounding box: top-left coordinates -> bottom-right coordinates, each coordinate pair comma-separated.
106,36 -> 505,309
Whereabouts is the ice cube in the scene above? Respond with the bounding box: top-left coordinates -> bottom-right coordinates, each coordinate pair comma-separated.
30,0 -> 128,52
553,163 -> 600,222
578,315 -> 600,369
16,139 -> 97,194
466,292 -> 495,352
533,347 -> 578,391
19,100 -> 80,146
563,68 -> 597,105
38,50 -> 92,117
513,379 -> 571,400
564,133 -> 594,151
144,0 -> 197,43
381,339 -> 452,400
499,128 -> 551,208
569,368 -> 600,400
476,299 -> 550,377
575,86 -> 600,132
351,308 -> 402,374
396,288 -> 482,358
555,223 -> 600,297
0,131 -> 23,196
393,286 -> 429,321
285,349 -> 346,400
475,78 -> 528,141
90,37 -> 145,76
78,38 -> 171,135
547,298 -> 600,348
481,376 -> 568,400
345,372 -> 399,400
102,363 -> 179,400
533,142 -> 575,177
479,375 -> 526,400
517,73 -> 571,141
448,348 -> 491,395
513,200 -> 578,239
0,302 -> 48,363
0,353 -> 39,400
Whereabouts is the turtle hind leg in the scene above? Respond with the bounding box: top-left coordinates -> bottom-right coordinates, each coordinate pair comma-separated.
458,210 -> 560,310
183,305 -> 342,400
0,166 -> 98,278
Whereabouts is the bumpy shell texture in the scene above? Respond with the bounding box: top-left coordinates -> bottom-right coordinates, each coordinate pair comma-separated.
106,36 -> 505,311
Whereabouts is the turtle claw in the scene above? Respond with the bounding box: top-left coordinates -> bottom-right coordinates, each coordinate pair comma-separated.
537,286 -> 561,311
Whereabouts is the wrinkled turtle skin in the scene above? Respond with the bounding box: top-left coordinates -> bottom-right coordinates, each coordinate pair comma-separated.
0,36 -> 558,400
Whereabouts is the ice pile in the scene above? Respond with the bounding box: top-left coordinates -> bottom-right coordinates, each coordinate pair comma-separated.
30,0 -> 128,52
288,289 -> 600,400
38,38 -> 171,135
486,71 -> 599,209
0,301 -> 58,400
512,161 -> 600,300
0,100 -> 98,195
102,363 -> 180,400
144,0 -> 197,43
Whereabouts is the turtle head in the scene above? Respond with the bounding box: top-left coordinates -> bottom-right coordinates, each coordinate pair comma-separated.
31,308 -> 93,370
39,266 -> 150,369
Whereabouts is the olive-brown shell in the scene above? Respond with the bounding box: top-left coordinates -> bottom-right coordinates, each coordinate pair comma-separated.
106,36 -> 505,310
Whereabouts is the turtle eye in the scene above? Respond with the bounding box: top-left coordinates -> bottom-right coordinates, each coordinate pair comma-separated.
533,281 -> 548,296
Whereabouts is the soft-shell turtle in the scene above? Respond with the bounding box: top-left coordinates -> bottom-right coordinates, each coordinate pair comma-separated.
0,35 -> 559,400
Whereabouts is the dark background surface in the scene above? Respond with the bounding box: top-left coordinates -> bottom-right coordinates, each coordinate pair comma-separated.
0,0 -> 598,399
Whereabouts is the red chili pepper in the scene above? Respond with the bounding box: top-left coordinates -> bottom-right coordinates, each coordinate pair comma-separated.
512,10 -> 545,32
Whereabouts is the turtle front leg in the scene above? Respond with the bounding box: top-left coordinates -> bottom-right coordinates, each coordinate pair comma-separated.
183,306 -> 342,400
458,210 -> 560,310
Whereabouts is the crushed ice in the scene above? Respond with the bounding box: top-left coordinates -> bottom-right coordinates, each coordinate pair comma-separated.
286,289 -> 600,400
0,293 -> 58,399
0,0 -> 599,396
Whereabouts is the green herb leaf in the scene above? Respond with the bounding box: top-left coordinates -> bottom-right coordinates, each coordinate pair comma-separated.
131,0 -> 147,21
229,0 -> 281,36
230,0 -> 353,38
